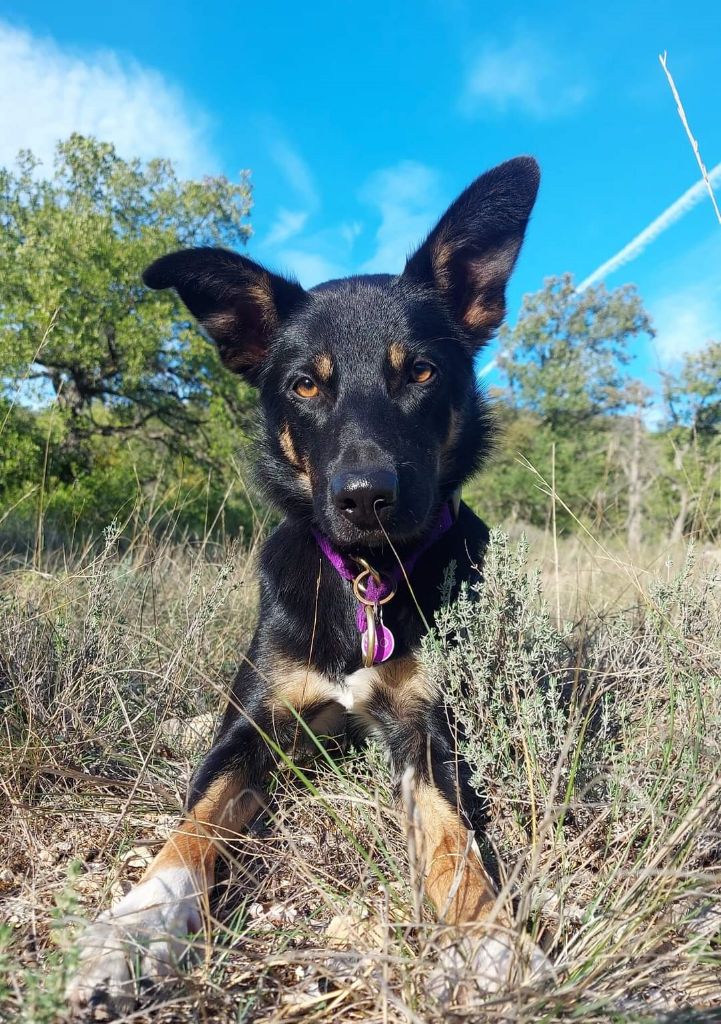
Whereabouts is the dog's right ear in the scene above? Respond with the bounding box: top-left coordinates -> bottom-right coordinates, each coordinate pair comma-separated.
143,247 -> 307,382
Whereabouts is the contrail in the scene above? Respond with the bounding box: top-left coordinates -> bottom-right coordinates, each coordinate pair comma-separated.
479,162 -> 721,377
577,161 -> 721,291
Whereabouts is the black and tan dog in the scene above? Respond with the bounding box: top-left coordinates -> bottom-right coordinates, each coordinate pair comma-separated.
67,156 -> 542,1013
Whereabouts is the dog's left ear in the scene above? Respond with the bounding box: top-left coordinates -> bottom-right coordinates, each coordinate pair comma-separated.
402,156 -> 540,345
143,247 -> 307,383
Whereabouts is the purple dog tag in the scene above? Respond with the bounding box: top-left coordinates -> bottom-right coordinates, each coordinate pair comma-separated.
361,622 -> 395,664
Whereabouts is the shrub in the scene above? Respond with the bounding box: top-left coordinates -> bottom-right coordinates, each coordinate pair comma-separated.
424,530 -> 721,1011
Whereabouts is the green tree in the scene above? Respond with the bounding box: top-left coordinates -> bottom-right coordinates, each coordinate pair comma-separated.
663,340 -> 721,437
0,135 -> 252,448
0,135 -> 257,540
659,340 -> 720,542
497,274 -> 654,430
467,275 -> 655,535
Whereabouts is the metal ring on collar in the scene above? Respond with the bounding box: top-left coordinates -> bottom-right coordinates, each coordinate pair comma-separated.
352,568 -> 397,606
353,556 -> 382,585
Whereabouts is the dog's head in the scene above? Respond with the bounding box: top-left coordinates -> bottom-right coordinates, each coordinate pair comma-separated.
144,157 -> 539,551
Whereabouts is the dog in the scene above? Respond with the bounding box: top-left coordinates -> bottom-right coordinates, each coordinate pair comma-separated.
66,155 -> 542,1014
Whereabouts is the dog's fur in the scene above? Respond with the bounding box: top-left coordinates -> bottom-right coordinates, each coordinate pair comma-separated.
66,156 -> 541,1014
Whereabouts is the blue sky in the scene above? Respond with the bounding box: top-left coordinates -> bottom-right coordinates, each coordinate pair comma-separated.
1,0 -> 719,397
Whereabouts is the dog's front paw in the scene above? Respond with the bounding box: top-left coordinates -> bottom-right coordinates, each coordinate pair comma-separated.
65,871 -> 202,1017
429,928 -> 552,1005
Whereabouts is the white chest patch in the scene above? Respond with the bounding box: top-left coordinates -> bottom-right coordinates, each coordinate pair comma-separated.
331,666 -> 379,711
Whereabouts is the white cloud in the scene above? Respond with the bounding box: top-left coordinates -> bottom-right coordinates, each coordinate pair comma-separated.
0,20 -> 214,177
265,159 -> 444,285
340,221 -> 364,246
263,135 -> 321,253
267,137 -> 319,210
461,35 -> 588,119
653,283 -> 721,364
276,248 -> 347,289
264,208 -> 309,247
360,161 -> 444,274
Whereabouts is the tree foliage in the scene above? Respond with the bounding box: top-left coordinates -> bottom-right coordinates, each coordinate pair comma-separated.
0,134 -> 253,443
664,340 -> 721,436
497,274 -> 654,429
468,277 -> 719,545
0,135 -> 257,539
658,341 -> 721,543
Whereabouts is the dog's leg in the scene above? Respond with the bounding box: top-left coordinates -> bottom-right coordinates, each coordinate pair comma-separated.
409,774 -> 549,997
358,658 -> 497,919
406,777 -> 496,924
66,659 -> 337,1015
360,656 -> 549,994
65,717 -> 270,1014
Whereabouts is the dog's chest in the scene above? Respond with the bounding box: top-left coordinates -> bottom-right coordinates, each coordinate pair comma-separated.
331,666 -> 378,711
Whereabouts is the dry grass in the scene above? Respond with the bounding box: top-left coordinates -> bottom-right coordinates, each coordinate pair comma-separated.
1,521 -> 720,1023
516,522 -> 721,624
659,51 -> 721,226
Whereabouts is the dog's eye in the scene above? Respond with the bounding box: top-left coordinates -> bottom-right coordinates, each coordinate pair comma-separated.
410,361 -> 436,384
293,376 -> 319,399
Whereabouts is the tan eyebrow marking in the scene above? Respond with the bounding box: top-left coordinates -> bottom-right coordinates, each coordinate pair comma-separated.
388,341 -> 408,371
313,353 -> 333,382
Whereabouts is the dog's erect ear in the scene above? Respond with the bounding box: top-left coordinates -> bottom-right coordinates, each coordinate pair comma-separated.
402,156 -> 540,345
143,247 -> 307,380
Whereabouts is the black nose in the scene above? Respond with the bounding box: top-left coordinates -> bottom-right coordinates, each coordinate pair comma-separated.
330,469 -> 399,528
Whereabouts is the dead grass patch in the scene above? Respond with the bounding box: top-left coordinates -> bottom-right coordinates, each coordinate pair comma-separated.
1,525 -> 720,1022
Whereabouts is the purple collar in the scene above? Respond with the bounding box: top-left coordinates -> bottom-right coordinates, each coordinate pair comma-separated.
313,501 -> 455,602
312,500 -> 456,663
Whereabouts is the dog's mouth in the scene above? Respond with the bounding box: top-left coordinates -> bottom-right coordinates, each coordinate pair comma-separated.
316,502 -> 437,555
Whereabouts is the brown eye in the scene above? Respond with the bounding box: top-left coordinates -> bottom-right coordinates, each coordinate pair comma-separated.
293,376 -> 319,399
411,360 -> 436,384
